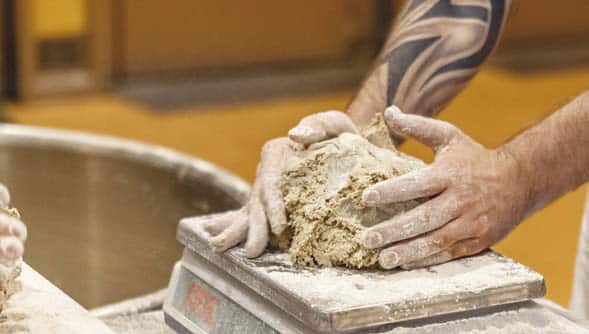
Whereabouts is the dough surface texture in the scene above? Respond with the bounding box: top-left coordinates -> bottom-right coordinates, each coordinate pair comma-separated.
278,122 -> 425,268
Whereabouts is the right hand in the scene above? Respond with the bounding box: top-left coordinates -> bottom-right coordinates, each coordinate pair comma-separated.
0,184 -> 27,263
201,110 -> 358,258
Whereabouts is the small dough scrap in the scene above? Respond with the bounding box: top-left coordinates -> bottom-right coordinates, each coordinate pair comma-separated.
277,118 -> 425,268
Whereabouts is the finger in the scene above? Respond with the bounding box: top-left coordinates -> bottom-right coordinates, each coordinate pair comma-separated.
261,175 -> 287,235
209,213 -> 248,253
402,238 -> 489,269
360,192 -> 463,249
401,251 -> 453,270
378,218 -> 480,269
245,183 -> 269,258
449,238 -> 488,258
0,184 -> 10,207
384,106 -> 461,150
362,166 -> 447,206
201,210 -> 244,237
259,139 -> 293,235
288,110 -> 358,145
0,213 -> 27,241
0,236 -> 24,262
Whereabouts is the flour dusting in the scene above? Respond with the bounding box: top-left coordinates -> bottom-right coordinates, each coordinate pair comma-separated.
241,249 -> 543,312
383,302 -> 589,334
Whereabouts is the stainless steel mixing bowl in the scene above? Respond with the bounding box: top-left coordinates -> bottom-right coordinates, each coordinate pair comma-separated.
0,125 -> 249,309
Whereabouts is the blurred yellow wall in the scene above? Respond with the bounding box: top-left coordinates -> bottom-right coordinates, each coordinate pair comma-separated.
33,0 -> 86,38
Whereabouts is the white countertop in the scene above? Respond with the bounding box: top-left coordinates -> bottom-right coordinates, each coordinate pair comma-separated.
0,263 -> 116,334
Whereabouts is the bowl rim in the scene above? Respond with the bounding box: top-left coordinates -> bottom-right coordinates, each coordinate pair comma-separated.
0,124 -> 251,206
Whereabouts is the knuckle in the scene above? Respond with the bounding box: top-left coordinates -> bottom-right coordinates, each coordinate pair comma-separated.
454,186 -> 482,211
440,122 -> 461,138
430,233 -> 453,250
451,242 -> 477,258
472,215 -> 492,237
469,240 -> 488,255
450,244 -> 466,258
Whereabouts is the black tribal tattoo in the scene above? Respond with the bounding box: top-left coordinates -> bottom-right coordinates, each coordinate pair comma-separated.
382,0 -> 511,117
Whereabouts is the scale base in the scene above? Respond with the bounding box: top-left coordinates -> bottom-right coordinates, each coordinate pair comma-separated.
164,249 -> 552,334
164,216 -> 547,333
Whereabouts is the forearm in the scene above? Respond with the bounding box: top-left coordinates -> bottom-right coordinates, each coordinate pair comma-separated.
347,0 -> 512,127
503,92 -> 589,216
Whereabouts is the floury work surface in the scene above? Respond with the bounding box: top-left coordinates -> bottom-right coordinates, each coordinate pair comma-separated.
1,263 -> 116,333
163,216 -> 566,334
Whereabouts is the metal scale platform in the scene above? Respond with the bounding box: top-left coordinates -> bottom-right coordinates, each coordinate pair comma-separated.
164,216 -> 547,334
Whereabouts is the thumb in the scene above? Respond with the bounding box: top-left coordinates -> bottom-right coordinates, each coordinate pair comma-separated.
288,110 -> 358,145
384,106 -> 461,150
0,184 -> 10,207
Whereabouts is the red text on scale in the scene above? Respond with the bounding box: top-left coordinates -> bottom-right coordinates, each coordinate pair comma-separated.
184,281 -> 220,326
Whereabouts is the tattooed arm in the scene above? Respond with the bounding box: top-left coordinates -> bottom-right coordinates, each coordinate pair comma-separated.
347,0 -> 513,127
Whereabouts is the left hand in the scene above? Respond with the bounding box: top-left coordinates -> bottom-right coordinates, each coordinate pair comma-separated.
359,106 -> 529,269
202,110 -> 358,258
0,184 -> 27,263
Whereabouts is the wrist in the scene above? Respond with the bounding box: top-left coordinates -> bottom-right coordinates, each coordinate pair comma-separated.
496,143 -> 541,219
346,87 -> 385,128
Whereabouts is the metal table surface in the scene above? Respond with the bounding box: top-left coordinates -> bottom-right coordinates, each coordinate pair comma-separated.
1,263 -> 117,334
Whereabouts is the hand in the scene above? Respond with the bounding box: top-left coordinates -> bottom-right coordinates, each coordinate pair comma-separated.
0,184 -> 27,263
288,110 -> 358,145
203,110 -> 358,258
359,106 -> 528,269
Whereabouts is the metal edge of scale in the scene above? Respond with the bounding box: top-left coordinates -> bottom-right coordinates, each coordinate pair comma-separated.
164,249 -> 321,334
172,218 -> 546,333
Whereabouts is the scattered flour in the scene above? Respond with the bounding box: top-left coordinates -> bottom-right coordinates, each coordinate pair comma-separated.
242,250 -> 543,312
381,302 -> 589,334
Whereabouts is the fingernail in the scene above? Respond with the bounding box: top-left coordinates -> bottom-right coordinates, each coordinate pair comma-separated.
362,189 -> 381,205
360,230 -> 383,248
384,106 -> 403,122
288,126 -> 315,139
380,251 -> 400,269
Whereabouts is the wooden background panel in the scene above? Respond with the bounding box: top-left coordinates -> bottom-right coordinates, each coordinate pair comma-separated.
0,0 -> 3,96
504,0 -> 589,41
32,0 -> 87,39
119,0 -> 377,75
